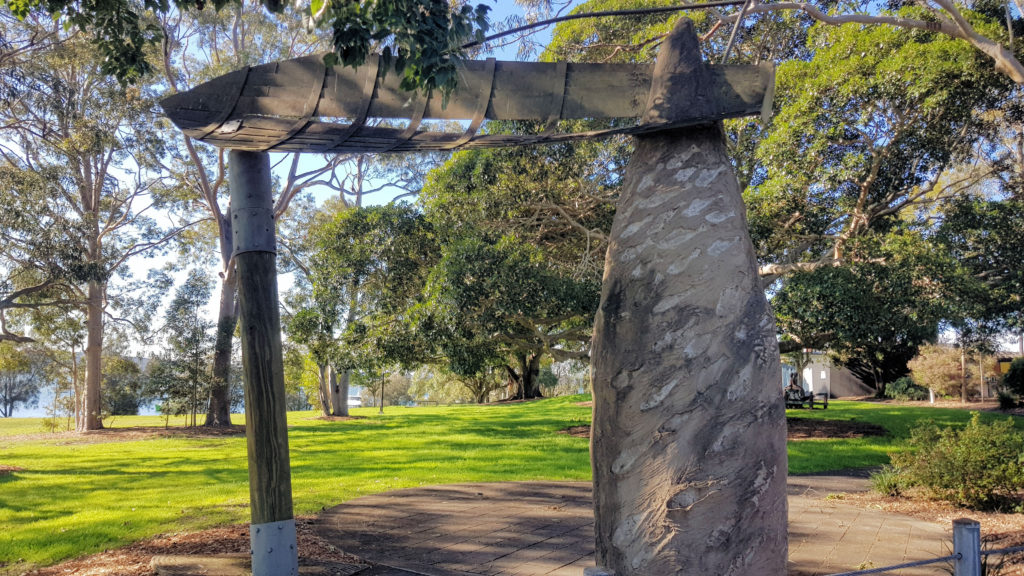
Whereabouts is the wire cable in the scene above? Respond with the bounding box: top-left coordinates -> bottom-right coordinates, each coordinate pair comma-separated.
461,1 -> 748,50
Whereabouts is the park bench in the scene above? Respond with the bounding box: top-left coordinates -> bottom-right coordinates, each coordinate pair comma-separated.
785,388 -> 829,409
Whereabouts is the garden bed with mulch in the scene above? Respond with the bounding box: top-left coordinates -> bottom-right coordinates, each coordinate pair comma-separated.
19,517 -> 365,576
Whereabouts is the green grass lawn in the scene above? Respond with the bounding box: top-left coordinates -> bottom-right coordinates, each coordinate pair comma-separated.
0,396 -> 1021,571
785,401 -> 1024,474
0,396 -> 592,571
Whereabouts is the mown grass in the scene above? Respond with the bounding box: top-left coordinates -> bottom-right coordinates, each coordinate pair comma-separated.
1,396 -> 1021,571
786,401 -> 1024,474
0,396 -> 592,570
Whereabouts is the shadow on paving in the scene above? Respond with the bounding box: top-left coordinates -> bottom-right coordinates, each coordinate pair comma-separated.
314,479 -> 953,576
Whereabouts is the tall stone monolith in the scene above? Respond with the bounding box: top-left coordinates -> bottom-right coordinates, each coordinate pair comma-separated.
588,18 -> 788,576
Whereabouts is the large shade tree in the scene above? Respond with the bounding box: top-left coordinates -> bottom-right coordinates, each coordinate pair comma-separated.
0,16 -> 186,431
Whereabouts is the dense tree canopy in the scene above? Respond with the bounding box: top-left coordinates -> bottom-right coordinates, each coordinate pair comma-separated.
4,0 -> 490,92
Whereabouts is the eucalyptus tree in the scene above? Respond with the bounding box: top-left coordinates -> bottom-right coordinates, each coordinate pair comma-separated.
156,1 -> 355,425
0,15 -> 189,431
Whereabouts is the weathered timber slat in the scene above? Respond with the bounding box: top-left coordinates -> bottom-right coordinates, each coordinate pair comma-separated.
161,54 -> 772,153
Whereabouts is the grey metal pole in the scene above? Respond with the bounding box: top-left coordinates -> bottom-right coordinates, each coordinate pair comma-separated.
953,518 -> 981,576
229,149 -> 298,576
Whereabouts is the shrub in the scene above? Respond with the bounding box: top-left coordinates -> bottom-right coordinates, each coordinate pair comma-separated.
1004,358 -> 1024,396
885,377 -> 929,401
908,345 -> 965,397
870,465 -> 909,497
891,413 -> 1024,510
998,389 -> 1019,411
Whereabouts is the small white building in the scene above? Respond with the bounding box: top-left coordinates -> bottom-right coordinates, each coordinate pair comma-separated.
782,352 -> 873,398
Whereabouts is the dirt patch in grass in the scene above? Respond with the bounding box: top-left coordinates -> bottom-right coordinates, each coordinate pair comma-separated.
7,425 -> 247,445
560,425 -> 591,438
21,517 -> 365,576
0,464 -> 24,475
308,415 -> 366,422
785,417 -> 887,440
559,419 -> 888,440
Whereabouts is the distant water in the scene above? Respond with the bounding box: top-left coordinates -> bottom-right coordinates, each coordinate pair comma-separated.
9,388 -> 160,418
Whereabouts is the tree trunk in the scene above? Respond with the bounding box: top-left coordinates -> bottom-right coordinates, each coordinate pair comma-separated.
589,123 -> 788,575
71,341 -> 81,431
978,356 -> 984,399
79,280 -> 104,431
504,364 -> 521,398
316,363 -> 330,417
334,368 -> 350,417
329,366 -> 346,416
521,353 -> 542,399
378,376 -> 384,414
960,347 -> 968,403
206,263 -> 237,426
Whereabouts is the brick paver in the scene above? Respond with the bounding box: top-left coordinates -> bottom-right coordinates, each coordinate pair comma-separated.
314,479 -> 952,576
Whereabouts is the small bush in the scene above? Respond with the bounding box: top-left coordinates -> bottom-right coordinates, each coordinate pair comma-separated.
870,465 -> 909,497
998,389 -> 1019,411
891,413 -> 1024,510
885,377 -> 929,401
1004,358 -> 1024,396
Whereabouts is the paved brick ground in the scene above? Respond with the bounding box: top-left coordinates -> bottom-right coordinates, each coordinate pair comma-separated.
315,478 -> 952,576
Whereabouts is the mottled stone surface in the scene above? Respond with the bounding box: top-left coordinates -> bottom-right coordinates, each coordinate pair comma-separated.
589,124 -> 788,575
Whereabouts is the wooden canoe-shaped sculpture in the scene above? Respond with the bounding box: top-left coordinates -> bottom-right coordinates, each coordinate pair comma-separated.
160,54 -> 773,154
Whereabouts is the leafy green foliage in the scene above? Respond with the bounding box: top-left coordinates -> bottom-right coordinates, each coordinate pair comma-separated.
1003,357 -> 1024,396
751,17 -> 1008,259
322,0 -> 489,98
773,238 -> 941,389
311,203 -> 437,373
891,413 -> 1024,510
998,389 -> 1019,410
5,0 -> 489,91
938,197 -> 1024,335
909,345 -> 966,398
101,356 -> 146,416
422,140 -> 621,280
415,142 -> 614,395
421,235 -> 600,376
148,270 -> 214,425
884,376 -> 929,401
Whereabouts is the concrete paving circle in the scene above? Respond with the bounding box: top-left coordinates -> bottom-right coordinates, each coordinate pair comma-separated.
315,479 -> 951,576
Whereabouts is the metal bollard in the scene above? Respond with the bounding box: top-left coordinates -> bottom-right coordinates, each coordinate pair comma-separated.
953,518 -> 980,576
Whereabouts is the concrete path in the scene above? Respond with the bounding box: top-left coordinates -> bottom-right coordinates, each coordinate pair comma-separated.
314,477 -> 951,576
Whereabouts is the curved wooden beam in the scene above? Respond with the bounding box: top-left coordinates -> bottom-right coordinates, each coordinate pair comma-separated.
160,56 -> 772,154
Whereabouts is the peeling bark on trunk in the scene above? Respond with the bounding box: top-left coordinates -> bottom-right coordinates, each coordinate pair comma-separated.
327,366 -> 341,416
206,264 -> 238,426
316,363 -> 331,417
80,280 -> 104,431
589,124 -> 788,575
334,369 -> 350,417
